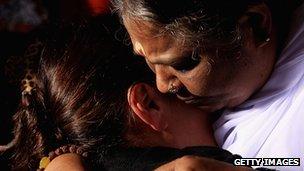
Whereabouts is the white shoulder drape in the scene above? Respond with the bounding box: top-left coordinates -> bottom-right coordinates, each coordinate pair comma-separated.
214,3 -> 304,171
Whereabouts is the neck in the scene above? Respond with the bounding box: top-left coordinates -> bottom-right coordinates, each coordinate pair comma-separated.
167,114 -> 217,149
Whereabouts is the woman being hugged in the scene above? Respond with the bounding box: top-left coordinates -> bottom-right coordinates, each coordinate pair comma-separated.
4,18 -> 249,170
6,19 -> 152,170
8,20 -> 143,170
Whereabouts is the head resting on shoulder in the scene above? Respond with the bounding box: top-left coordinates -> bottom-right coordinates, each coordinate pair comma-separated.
10,18 -> 214,170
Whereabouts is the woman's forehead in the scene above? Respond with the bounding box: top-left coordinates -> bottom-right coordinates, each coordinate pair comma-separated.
123,18 -> 160,37
124,19 -> 196,64
132,35 -> 192,64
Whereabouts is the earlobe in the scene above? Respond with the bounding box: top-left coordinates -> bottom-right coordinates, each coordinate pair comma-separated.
127,83 -> 167,131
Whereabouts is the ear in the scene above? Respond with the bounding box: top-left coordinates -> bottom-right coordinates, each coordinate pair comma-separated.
238,2 -> 272,47
128,83 -> 168,131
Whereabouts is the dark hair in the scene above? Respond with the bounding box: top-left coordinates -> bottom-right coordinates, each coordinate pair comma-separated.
9,17 -> 153,170
113,0 -> 265,56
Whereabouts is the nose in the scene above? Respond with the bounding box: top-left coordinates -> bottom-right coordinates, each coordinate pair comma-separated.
154,65 -> 182,93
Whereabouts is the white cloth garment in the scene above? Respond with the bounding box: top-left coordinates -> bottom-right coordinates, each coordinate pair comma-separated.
214,3 -> 304,171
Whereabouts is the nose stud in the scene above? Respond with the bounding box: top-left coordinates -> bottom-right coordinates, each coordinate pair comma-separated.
168,83 -> 179,94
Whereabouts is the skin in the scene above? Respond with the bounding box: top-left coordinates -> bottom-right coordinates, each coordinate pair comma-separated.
122,3 -> 277,112
45,153 -> 86,171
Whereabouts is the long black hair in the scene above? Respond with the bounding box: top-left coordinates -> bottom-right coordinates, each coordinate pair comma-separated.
8,17 -> 153,170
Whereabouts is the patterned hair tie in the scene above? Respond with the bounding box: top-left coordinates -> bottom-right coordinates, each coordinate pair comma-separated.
21,68 -> 38,107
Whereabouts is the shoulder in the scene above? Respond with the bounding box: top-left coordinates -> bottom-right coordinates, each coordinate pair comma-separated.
45,153 -> 87,171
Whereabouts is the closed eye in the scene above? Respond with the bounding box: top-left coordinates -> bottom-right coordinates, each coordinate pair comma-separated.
171,50 -> 201,73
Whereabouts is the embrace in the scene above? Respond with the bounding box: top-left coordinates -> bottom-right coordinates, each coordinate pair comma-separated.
2,0 -> 304,170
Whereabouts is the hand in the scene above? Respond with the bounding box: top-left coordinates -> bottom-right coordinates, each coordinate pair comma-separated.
155,155 -> 254,171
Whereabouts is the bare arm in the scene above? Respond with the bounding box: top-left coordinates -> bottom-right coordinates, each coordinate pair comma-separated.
155,156 -> 254,171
